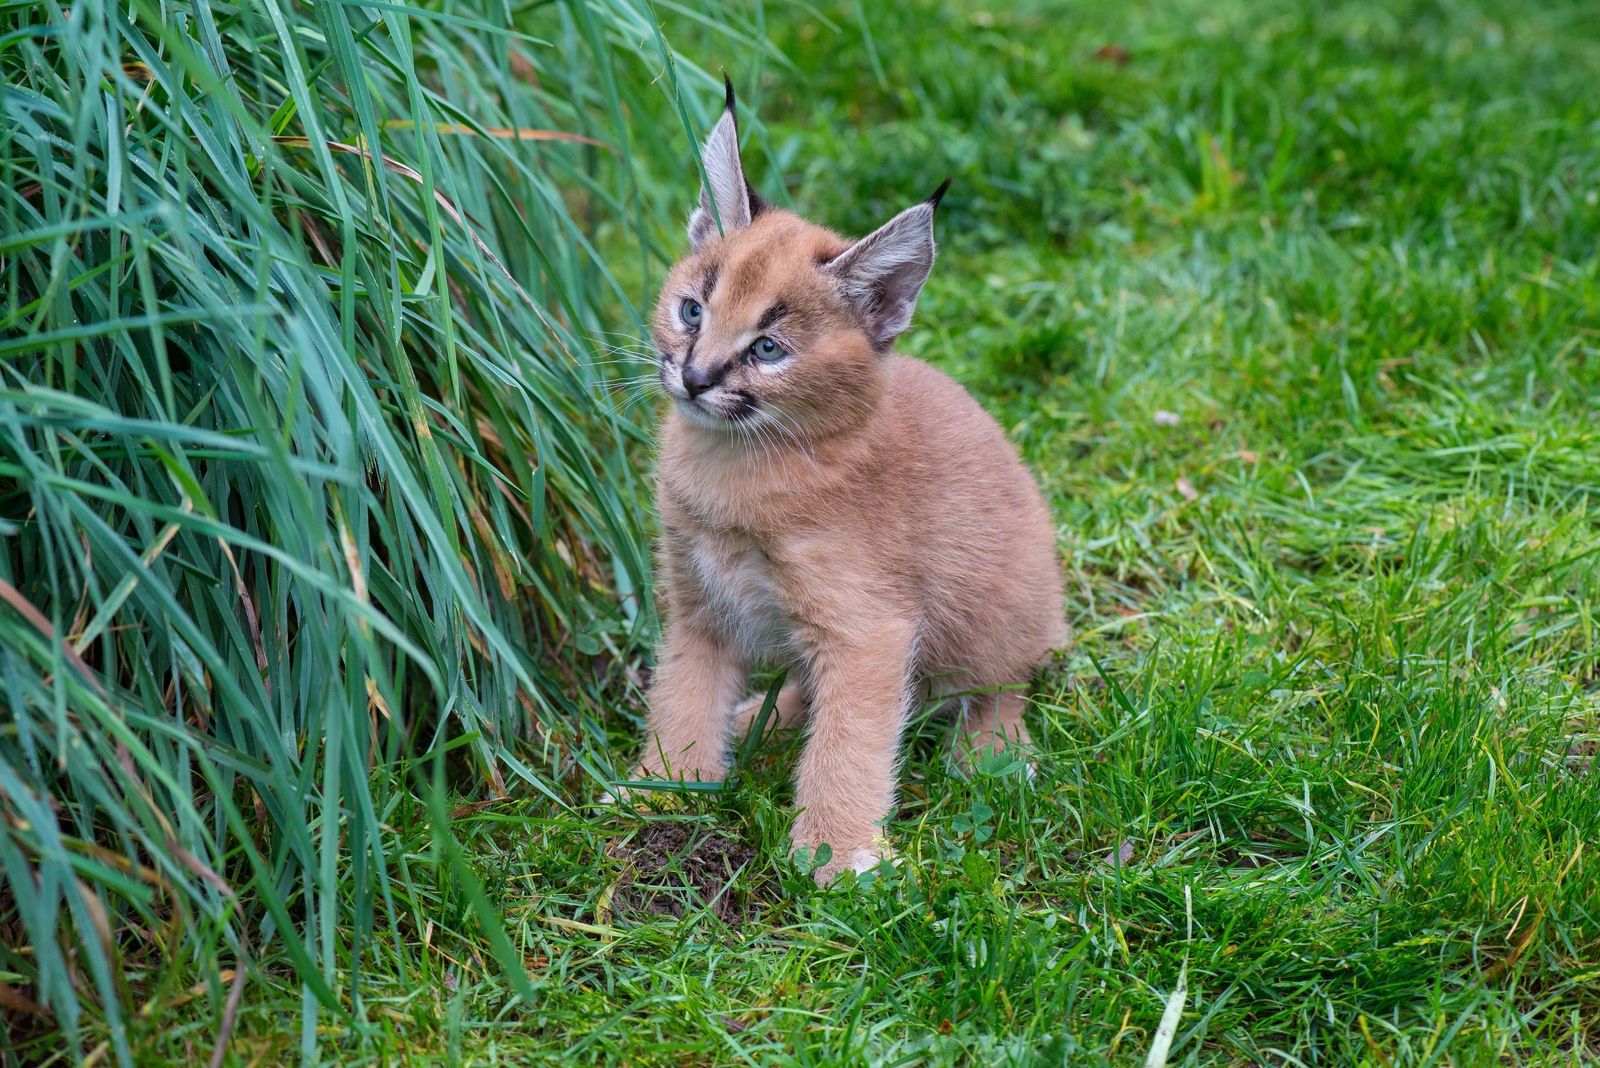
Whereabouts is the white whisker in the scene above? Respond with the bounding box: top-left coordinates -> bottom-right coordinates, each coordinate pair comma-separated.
759,405 -> 819,465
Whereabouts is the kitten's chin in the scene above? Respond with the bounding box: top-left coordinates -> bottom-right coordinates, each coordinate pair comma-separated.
672,396 -> 740,432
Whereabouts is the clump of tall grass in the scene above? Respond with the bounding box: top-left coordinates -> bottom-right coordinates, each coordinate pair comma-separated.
0,1 -> 742,1060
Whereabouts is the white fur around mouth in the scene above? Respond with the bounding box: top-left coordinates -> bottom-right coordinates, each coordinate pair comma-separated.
673,395 -> 738,429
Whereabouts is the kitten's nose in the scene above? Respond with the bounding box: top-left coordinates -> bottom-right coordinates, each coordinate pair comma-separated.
681,363 -> 718,398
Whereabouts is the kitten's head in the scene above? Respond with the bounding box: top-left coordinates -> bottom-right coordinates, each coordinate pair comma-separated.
653,79 -> 947,442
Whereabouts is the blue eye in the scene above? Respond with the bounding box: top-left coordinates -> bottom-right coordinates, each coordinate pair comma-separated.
750,336 -> 784,361
680,299 -> 703,327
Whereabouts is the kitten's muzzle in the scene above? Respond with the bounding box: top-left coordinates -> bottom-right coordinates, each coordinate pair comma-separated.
680,361 -> 725,399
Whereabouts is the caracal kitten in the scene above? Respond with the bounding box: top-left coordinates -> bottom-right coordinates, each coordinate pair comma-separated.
634,81 -> 1067,884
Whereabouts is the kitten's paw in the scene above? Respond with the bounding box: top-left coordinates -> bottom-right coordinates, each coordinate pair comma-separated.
847,846 -> 901,875
733,681 -> 808,736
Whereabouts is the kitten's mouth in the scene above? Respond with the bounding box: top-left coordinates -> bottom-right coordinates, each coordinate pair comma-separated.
673,392 -> 757,427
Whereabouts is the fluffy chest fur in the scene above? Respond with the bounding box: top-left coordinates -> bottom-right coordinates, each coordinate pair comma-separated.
656,410 -> 885,664
680,526 -> 796,661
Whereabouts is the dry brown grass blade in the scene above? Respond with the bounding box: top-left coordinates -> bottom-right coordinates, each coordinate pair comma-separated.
0,577 -> 106,695
381,120 -> 612,150
70,499 -> 188,657
207,957 -> 249,1068
0,981 -> 51,1018
449,796 -> 512,819
165,837 -> 235,900
63,838 -> 170,893
217,537 -> 269,694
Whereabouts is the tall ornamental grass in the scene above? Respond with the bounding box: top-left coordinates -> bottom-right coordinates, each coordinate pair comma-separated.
0,0 -> 741,1060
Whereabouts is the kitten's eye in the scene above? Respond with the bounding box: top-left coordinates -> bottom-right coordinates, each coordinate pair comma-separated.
750,336 -> 785,362
680,299 -> 703,327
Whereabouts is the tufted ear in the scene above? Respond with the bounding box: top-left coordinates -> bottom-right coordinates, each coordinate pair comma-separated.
822,179 -> 950,349
687,77 -> 763,251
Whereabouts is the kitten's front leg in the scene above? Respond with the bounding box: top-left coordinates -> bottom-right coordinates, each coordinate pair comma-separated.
791,617 -> 916,885
638,615 -> 745,783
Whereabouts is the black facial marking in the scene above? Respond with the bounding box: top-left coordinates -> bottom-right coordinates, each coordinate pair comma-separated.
682,355 -> 736,389
728,390 -> 759,420
702,262 -> 720,298
756,301 -> 789,333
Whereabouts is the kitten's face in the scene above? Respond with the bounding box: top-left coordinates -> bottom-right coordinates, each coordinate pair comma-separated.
652,211 -> 883,441
652,82 -> 942,445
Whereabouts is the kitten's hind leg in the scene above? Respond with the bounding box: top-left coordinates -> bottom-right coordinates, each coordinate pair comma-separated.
957,689 -> 1031,767
733,676 -> 809,737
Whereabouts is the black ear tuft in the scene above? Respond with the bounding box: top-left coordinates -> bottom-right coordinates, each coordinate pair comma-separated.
926,177 -> 953,209
722,77 -> 764,218
687,78 -> 754,250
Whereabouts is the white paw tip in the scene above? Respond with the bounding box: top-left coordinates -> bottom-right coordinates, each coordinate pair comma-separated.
847,849 -> 881,874
846,848 -> 902,874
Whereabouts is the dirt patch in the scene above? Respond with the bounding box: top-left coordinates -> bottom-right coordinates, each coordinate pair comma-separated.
605,823 -> 769,924
1563,735 -> 1597,778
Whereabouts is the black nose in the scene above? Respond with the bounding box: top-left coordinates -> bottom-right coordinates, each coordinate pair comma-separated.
681,363 -> 718,398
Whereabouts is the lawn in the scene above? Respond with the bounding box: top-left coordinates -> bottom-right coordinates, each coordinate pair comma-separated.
6,0 -> 1599,1064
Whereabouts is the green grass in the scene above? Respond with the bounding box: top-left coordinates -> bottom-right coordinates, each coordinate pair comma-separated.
0,0 -> 746,1062
6,0 -> 1600,1064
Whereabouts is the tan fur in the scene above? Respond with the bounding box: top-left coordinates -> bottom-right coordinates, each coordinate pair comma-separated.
636,110 -> 1066,884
